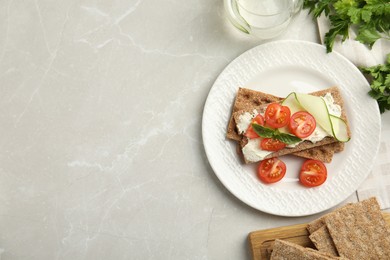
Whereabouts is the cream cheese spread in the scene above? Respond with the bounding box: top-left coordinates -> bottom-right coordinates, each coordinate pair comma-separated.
236,109 -> 258,134
242,138 -> 272,162
323,93 -> 341,117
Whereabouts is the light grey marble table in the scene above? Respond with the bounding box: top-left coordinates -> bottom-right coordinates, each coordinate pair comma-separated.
0,1 -> 373,259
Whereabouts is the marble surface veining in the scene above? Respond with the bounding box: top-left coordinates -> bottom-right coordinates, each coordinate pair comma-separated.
0,1 -> 358,259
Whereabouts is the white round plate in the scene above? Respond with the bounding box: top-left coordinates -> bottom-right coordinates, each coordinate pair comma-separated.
202,40 -> 381,216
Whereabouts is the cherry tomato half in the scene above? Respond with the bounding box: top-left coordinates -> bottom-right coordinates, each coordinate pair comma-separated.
260,138 -> 286,151
289,111 -> 316,138
257,158 -> 286,184
245,114 -> 265,139
264,103 -> 291,128
299,159 -> 327,187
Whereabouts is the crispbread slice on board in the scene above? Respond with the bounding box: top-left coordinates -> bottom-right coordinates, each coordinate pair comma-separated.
309,226 -> 338,256
307,203 -> 354,234
231,87 -> 351,164
324,197 -> 390,259
270,239 -> 345,260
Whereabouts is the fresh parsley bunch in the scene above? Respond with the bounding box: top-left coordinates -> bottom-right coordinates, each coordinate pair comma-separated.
304,0 -> 390,113
360,54 -> 390,113
303,0 -> 390,52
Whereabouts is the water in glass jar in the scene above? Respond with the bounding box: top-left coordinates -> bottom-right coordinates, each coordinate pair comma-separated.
234,0 -> 293,39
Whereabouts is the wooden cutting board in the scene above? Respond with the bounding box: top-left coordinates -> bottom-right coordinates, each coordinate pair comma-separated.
248,212 -> 390,260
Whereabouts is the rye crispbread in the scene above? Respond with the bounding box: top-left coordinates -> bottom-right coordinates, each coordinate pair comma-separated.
227,88 -> 280,141
324,197 -> 390,259
270,239 -> 345,260
241,136 -> 337,164
307,203 -> 354,234
227,87 -> 350,164
293,142 -> 344,163
233,107 -> 342,163
309,226 -> 338,256
306,203 -> 354,256
272,198 -> 389,260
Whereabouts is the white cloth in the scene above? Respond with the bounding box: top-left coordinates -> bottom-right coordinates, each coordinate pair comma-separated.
317,15 -> 390,209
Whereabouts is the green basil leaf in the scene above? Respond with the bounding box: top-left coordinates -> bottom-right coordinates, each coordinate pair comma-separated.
274,133 -> 302,145
251,124 -> 302,145
251,124 -> 274,138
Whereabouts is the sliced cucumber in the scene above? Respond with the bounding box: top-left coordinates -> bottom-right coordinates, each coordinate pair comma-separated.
281,92 -> 303,114
330,115 -> 350,142
282,92 -> 350,142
